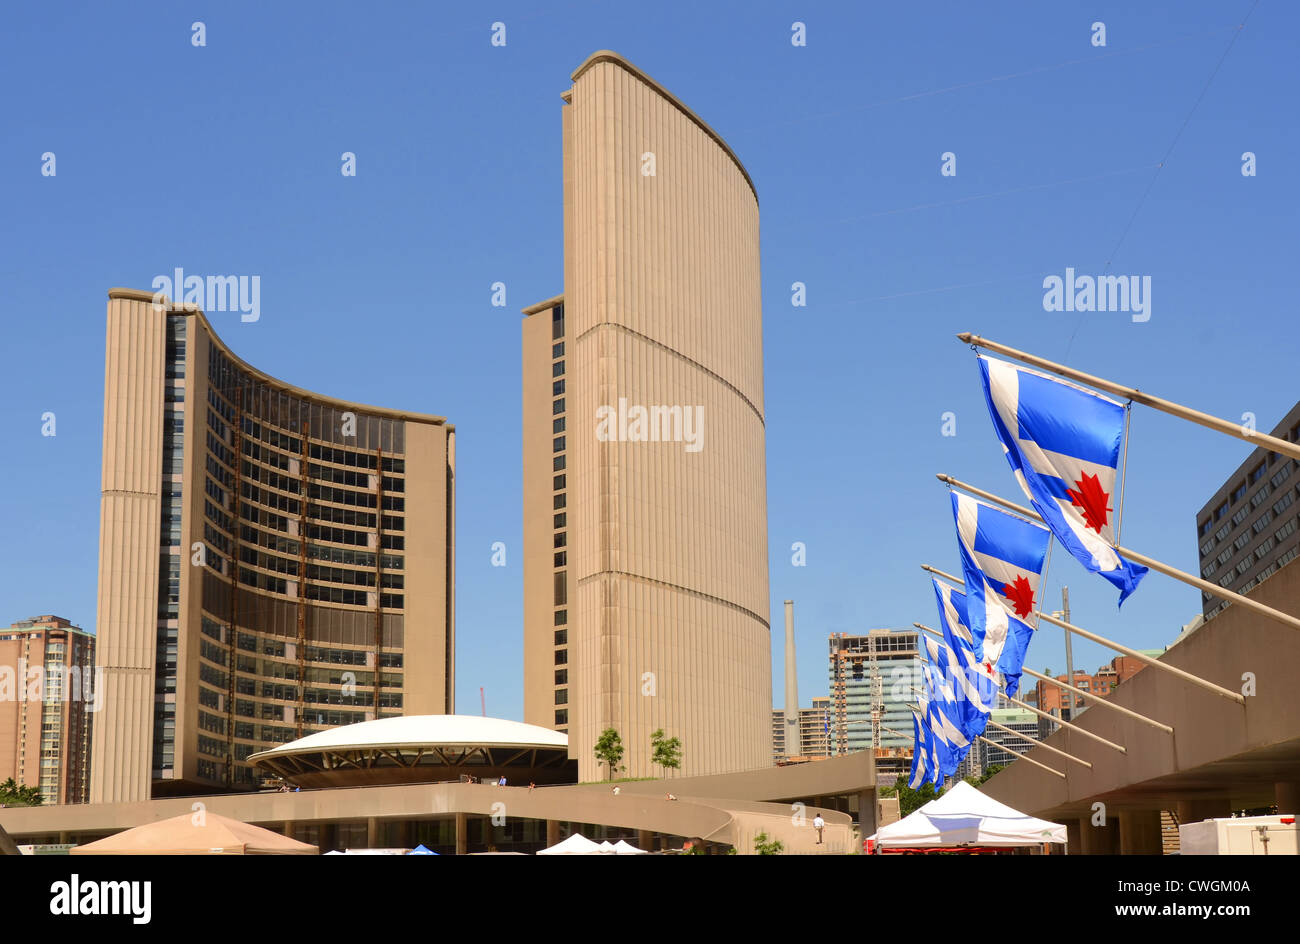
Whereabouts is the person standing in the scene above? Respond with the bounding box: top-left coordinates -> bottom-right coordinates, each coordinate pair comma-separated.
813,813 -> 825,845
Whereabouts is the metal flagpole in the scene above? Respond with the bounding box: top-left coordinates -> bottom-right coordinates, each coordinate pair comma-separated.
913,622 -> 1174,734
976,734 -> 1066,779
1000,692 -> 1126,753
958,333 -> 1300,463
923,563 -> 1245,705
920,666 -> 1125,754
878,722 -> 1067,781
1117,403 -> 1132,546
937,473 -> 1300,637
983,719 -> 1090,769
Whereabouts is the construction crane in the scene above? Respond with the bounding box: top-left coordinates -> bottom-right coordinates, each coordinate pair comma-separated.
870,656 -> 883,752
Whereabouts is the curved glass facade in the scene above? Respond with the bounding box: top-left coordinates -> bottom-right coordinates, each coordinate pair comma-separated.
92,289 -> 453,801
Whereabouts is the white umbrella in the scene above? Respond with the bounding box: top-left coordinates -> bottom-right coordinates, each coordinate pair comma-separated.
611,839 -> 649,855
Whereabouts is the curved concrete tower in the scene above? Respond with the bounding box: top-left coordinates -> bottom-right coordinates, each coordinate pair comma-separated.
523,52 -> 770,779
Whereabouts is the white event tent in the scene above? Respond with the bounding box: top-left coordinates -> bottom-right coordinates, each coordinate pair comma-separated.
537,833 -> 607,855
870,781 -> 1067,851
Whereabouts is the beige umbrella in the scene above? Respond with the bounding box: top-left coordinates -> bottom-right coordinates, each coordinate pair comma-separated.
70,811 -> 318,855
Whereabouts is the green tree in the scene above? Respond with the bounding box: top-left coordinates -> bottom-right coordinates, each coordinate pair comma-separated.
753,831 -> 784,855
649,728 -> 682,775
593,728 -> 624,780
0,778 -> 43,807
883,773 -> 943,817
965,764 -> 1003,788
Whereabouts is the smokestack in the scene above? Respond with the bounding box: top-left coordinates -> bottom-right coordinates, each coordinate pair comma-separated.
783,600 -> 799,758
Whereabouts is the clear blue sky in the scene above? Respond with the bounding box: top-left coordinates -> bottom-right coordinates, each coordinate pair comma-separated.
1,1 -> 1292,721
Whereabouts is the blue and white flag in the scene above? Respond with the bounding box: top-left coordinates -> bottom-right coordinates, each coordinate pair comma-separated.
922,659 -> 969,779
908,708 -> 930,789
929,582 -> 999,739
933,578 -> 1001,717
951,491 -> 1050,698
979,355 -> 1148,605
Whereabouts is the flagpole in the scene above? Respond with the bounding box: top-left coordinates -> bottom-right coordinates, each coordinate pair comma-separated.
923,563 -> 1246,706
916,672 -> 1126,755
1117,403 -> 1132,546
975,733 -> 1066,779
1033,535 -> 1055,630
1000,692 -> 1126,753
881,723 -> 1067,781
958,333 -> 1300,463
936,473 -> 1300,637
982,719 -> 1091,769
914,622 -> 1174,734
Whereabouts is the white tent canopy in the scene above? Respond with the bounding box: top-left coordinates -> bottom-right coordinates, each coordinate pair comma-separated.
537,832 -> 607,855
870,781 -> 1067,850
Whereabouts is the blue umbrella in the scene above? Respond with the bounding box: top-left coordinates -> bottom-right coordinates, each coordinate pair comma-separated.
408,844 -> 438,855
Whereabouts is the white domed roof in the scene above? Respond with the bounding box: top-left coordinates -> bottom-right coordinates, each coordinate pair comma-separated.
251,714 -> 567,761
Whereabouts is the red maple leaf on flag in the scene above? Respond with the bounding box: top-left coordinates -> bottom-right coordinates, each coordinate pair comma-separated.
999,574 -> 1036,619
1067,471 -> 1113,533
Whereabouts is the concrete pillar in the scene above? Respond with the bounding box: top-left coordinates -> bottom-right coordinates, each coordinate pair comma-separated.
1079,816 -> 1119,855
1065,818 -> 1082,854
637,829 -> 654,853
455,812 -> 468,855
1177,797 -> 1231,825
546,819 -> 560,847
857,789 -> 877,840
1118,810 -> 1163,855
366,817 -> 379,849
1275,782 -> 1300,815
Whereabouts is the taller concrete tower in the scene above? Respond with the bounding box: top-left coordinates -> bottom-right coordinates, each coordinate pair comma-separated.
522,52 -> 770,779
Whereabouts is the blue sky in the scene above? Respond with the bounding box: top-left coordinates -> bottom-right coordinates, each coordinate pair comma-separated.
1,1 -> 1292,722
